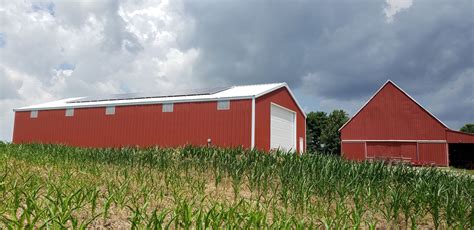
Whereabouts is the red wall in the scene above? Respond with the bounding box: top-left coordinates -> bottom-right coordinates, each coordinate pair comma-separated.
418,143 -> 448,166
366,142 -> 417,160
342,141 -> 448,166
341,83 -> 447,141
340,82 -> 451,166
13,100 -> 252,148
255,87 -> 306,153
341,142 -> 365,161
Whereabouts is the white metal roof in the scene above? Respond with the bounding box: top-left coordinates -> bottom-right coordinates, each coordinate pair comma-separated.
15,82 -> 306,116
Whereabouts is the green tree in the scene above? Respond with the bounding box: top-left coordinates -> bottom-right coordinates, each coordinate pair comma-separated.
460,123 -> 474,134
306,110 -> 349,155
320,110 -> 349,155
306,111 -> 327,153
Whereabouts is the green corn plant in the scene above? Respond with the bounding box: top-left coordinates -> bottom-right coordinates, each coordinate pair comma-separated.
0,143 -> 472,229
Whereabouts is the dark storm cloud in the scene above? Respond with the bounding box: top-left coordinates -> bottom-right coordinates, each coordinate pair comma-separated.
181,0 -> 473,128
181,0 -> 381,87
100,0 -> 144,54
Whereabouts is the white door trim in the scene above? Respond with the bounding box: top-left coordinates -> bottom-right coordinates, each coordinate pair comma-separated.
251,97 -> 255,149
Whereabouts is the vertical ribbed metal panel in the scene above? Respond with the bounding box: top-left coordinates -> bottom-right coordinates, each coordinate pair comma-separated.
341,142 -> 366,161
418,143 -> 448,166
341,83 -> 447,141
12,99 -> 252,149
366,142 -> 416,161
400,143 -> 417,160
339,82 -> 451,166
255,87 -> 306,153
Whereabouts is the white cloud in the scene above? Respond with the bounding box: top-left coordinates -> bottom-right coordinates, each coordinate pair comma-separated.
384,0 -> 413,23
0,0 -> 200,141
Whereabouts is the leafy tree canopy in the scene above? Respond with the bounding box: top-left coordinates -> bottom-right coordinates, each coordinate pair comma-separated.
460,123 -> 474,134
306,110 -> 349,155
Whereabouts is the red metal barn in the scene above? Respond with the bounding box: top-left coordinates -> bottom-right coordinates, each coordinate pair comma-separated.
13,83 -> 306,153
339,80 -> 474,167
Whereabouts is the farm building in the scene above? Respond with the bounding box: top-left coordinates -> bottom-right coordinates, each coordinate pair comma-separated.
13,83 -> 306,153
340,80 -> 474,168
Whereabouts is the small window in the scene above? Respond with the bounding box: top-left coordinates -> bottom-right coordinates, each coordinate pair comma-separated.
30,110 -> 38,118
65,108 -> 74,117
105,106 -> 115,115
162,103 -> 173,112
217,100 -> 230,110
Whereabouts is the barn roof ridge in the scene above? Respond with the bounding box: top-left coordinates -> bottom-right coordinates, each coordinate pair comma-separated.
339,79 -> 450,132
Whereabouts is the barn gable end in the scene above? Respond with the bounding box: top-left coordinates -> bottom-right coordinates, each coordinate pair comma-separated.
340,81 -> 448,141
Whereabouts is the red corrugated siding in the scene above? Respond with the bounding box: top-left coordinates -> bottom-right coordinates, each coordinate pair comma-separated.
341,83 -> 447,141
401,143 -> 417,160
341,142 -> 365,161
366,142 -> 416,160
13,100 -> 252,148
339,82 -> 456,166
255,87 -> 306,153
418,143 -> 448,166
446,130 -> 474,143
367,142 -> 399,158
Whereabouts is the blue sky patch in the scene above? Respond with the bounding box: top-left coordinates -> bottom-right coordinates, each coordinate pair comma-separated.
59,62 -> 75,70
0,33 -> 5,48
32,2 -> 55,16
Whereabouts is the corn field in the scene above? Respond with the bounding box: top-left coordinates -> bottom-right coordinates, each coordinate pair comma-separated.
0,142 -> 472,229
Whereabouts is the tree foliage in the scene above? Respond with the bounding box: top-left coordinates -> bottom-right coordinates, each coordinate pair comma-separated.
460,123 -> 474,134
306,111 -> 327,153
306,110 -> 349,155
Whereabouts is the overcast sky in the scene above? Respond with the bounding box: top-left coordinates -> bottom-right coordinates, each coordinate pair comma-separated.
0,0 -> 473,141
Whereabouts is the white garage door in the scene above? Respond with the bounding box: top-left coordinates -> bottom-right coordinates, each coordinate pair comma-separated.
270,104 -> 296,152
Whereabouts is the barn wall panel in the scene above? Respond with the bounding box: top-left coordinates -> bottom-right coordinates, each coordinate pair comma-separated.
341,83 -> 447,141
12,100 -> 252,148
367,142 -> 400,158
341,142 -> 365,161
255,87 -> 306,153
418,143 -> 448,166
366,142 -> 417,161
400,143 -> 417,160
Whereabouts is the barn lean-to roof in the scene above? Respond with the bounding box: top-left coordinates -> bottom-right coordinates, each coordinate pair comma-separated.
14,82 -> 306,117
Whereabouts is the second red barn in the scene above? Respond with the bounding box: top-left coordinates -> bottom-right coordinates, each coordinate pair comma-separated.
340,80 -> 474,167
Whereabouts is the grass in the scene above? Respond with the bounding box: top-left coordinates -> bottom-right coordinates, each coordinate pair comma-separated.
0,142 -> 472,229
